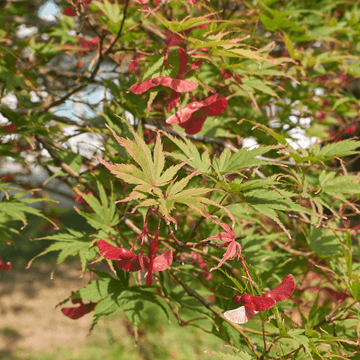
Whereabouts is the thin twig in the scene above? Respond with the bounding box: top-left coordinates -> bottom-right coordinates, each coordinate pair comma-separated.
169,268 -> 260,359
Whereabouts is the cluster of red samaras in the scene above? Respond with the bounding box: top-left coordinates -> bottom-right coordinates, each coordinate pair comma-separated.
97,229 -> 173,287
0,256 -> 12,271
224,274 -> 295,324
130,48 -> 227,135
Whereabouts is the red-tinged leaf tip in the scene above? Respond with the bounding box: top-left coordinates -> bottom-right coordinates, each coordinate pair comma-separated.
210,241 -> 241,272
130,77 -> 198,95
133,0 -> 150,3
184,60 -> 203,75
97,240 -> 137,260
224,306 -> 258,324
264,274 -> 295,302
153,250 -> 173,271
240,294 -> 276,311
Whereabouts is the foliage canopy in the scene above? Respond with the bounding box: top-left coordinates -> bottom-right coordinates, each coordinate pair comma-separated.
1,0 -> 360,358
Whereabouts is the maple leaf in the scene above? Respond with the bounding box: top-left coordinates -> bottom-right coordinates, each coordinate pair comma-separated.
0,256 -> 12,271
204,218 -> 240,271
224,274 -> 295,324
166,94 -> 227,135
61,292 -> 97,320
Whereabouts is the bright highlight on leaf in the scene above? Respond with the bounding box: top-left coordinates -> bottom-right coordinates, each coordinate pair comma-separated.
224,274 -> 295,324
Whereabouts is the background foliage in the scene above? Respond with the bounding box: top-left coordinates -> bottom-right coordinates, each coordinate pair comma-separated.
1,0 -> 360,358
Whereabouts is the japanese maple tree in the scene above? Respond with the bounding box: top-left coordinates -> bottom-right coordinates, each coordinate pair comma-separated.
0,0 -> 360,358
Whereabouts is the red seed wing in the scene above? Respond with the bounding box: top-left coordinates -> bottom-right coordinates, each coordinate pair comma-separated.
166,105 -> 200,124
201,97 -> 227,116
153,250 -> 173,271
180,117 -> 207,135
224,306 -> 258,324
264,274 -> 295,302
240,294 -> 275,311
61,304 -> 88,320
97,240 -> 137,260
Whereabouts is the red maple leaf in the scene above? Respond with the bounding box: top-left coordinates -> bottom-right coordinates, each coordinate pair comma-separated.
166,94 -> 227,135
224,275 -> 295,324
0,256 -> 12,271
203,219 -> 240,271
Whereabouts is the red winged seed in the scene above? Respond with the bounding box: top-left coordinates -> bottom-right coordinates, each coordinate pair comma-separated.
0,256 -> 12,271
179,117 -> 207,135
63,0 -> 92,17
201,97 -> 228,116
178,48 -> 188,74
153,250 -> 173,271
98,239 -> 173,285
166,94 -> 227,135
97,239 -> 137,260
130,77 -> 198,95
226,275 -> 295,324
233,294 -> 242,305
117,257 -> 137,272
62,302 -> 96,320
224,306 -> 258,324
166,105 -> 202,124
264,274 -> 295,302
240,294 -> 276,311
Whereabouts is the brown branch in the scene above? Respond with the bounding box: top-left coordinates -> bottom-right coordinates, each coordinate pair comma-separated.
35,135 -> 98,195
